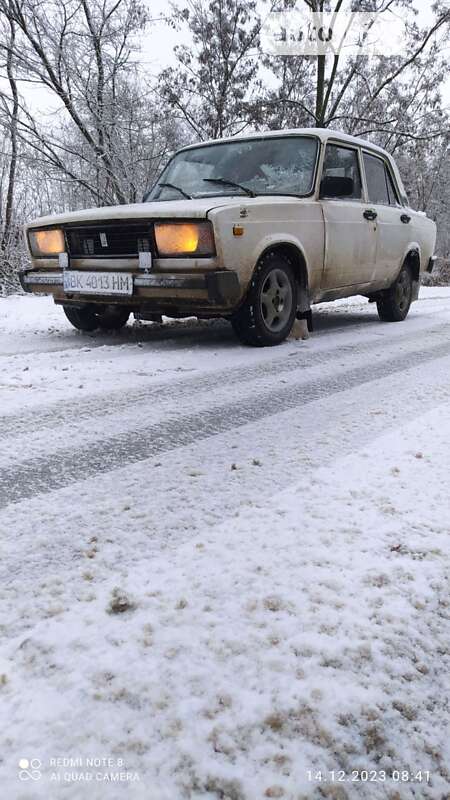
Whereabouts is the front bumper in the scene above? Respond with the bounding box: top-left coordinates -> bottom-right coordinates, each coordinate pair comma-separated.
19,269 -> 241,309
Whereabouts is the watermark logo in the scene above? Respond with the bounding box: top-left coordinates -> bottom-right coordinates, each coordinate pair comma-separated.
261,9 -> 410,57
18,758 -> 42,781
17,755 -> 140,785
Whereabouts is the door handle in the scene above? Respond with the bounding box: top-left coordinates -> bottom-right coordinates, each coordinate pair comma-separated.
363,209 -> 377,221
401,214 -> 411,224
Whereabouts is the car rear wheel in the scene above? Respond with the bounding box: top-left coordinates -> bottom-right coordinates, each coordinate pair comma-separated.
231,252 -> 297,346
63,304 -> 130,332
376,264 -> 413,322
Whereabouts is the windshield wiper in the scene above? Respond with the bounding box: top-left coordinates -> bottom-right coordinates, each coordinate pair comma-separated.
158,182 -> 192,199
203,178 -> 257,198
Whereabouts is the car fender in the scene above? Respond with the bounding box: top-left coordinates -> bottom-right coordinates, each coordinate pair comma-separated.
248,234 -> 310,285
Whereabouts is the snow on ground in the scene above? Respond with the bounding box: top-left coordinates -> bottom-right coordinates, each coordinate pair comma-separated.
1,288 -> 450,416
0,289 -> 450,799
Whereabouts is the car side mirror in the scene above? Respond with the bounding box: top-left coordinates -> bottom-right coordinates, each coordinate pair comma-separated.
320,176 -> 354,199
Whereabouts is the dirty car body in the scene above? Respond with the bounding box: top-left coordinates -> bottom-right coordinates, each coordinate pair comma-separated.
21,128 -> 437,346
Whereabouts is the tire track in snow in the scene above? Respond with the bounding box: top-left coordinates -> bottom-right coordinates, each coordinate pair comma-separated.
2,320 -> 450,440
1,292 -> 449,359
0,321 -> 232,358
0,308 -> 371,358
1,337 -> 450,508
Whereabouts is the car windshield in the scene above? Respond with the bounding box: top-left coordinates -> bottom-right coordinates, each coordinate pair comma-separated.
146,136 -> 319,201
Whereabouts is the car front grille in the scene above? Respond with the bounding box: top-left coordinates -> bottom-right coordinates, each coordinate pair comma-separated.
65,222 -> 153,258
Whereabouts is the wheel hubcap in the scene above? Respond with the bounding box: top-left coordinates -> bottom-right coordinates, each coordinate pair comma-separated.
395,271 -> 410,311
260,268 -> 293,333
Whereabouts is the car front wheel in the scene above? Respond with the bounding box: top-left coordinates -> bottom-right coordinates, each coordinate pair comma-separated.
376,264 -> 413,322
231,252 -> 297,346
63,304 -> 130,332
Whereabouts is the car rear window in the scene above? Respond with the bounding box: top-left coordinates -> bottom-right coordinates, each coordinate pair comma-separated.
363,153 -> 399,206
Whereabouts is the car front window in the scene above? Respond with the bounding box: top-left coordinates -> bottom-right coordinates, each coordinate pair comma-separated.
322,144 -> 362,200
146,136 -> 319,201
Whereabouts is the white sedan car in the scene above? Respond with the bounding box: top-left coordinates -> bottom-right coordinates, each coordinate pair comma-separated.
21,128 -> 436,346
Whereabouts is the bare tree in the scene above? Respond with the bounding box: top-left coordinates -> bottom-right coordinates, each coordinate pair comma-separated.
0,0 -> 149,204
0,0 -> 187,292
0,13 -> 23,292
159,0 -> 262,140
257,0 -> 450,144
1,16 -> 18,248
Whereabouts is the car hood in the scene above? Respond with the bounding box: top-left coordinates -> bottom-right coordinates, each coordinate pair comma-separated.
25,197 -> 248,229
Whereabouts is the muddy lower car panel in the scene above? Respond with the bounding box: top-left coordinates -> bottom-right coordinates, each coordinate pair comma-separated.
19,267 -> 241,315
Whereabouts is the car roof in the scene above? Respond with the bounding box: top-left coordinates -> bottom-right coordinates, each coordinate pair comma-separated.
178,128 -> 390,158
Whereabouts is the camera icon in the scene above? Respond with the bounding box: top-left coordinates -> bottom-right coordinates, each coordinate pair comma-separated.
18,758 -> 42,781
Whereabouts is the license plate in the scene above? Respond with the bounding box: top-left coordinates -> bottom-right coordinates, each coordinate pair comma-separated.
63,270 -> 133,296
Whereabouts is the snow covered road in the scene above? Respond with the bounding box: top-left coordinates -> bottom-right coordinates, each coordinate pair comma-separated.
0,290 -> 449,799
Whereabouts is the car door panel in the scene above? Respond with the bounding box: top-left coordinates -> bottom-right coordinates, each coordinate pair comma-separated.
362,152 -> 410,285
322,201 -> 377,288
320,143 -> 377,289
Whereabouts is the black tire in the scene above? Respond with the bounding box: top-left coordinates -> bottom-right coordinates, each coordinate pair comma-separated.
63,304 -> 130,332
63,305 -> 98,332
376,264 -> 413,322
231,252 -> 297,346
96,306 -> 130,331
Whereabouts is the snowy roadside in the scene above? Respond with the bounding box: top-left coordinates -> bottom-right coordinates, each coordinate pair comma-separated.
1,403 -> 449,799
1,289 -> 450,418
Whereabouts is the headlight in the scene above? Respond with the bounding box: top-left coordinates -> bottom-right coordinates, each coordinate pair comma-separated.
154,222 -> 215,257
28,228 -> 65,257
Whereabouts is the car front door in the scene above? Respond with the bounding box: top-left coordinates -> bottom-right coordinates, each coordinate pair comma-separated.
320,142 -> 377,290
362,151 -> 410,285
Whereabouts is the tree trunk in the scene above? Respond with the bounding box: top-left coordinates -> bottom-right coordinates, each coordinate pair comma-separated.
315,54 -> 325,125
2,19 -> 19,251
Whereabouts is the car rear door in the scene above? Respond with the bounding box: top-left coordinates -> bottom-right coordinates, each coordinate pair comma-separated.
361,151 -> 410,286
320,141 -> 377,290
